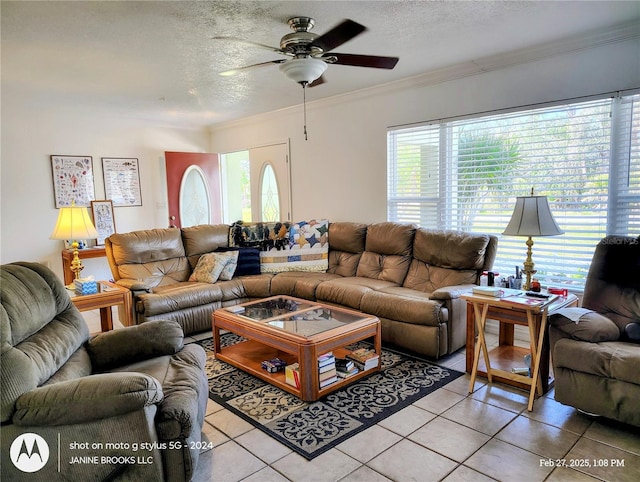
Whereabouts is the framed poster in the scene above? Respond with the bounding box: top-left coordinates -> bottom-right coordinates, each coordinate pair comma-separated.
102,157 -> 142,206
91,200 -> 116,245
50,155 -> 95,207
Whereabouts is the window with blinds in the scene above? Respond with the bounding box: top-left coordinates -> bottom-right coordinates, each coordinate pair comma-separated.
387,94 -> 640,289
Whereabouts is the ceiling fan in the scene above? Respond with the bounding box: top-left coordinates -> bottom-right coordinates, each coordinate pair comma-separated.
214,16 -> 399,87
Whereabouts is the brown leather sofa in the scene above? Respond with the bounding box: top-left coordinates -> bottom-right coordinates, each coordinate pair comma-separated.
106,222 -> 497,359
549,235 -> 640,427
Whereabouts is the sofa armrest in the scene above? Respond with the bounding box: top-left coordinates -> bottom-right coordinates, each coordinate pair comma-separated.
87,320 -> 184,371
550,310 -> 620,343
13,373 -> 163,426
115,278 -> 152,292
430,284 -> 476,301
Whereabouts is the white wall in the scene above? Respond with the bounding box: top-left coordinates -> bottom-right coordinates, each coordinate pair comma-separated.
209,38 -> 640,224
1,37 -> 638,283
0,98 -> 210,281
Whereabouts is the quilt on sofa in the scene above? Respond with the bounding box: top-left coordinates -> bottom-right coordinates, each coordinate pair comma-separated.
230,219 -> 329,273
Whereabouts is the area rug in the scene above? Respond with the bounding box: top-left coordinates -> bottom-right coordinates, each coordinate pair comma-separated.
198,334 -> 464,460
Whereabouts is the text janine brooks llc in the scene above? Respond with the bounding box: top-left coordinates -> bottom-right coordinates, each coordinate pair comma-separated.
70,455 -> 154,465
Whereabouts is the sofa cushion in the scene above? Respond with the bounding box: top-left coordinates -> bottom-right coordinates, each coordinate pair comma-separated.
108,228 -> 191,287
403,259 -> 478,293
328,251 -> 363,277
412,229 -> 491,270
140,283 -> 224,316
182,224 -> 230,261
328,222 -> 367,253
109,228 -> 186,265
551,311 -> 621,343
356,251 -> 411,284
365,222 -> 415,256
360,287 -> 445,327
553,338 -> 640,385
315,277 -> 397,310
270,272 -> 341,300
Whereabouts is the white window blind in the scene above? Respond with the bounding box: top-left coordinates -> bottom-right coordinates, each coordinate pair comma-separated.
388,94 -> 640,289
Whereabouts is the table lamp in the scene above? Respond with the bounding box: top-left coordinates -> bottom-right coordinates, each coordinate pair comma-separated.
502,189 -> 564,291
50,201 -> 98,284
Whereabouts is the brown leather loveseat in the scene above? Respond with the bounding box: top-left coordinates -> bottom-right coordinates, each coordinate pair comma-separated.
106,222 -> 497,359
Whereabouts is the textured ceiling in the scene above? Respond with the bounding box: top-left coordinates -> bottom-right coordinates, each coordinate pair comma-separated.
2,1 -> 639,128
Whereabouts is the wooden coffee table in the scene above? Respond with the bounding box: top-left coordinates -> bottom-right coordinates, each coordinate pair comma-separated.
212,296 -> 381,401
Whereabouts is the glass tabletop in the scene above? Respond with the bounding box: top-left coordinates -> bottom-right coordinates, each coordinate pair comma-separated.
233,297 -> 370,337
240,297 -> 317,321
267,307 -> 367,337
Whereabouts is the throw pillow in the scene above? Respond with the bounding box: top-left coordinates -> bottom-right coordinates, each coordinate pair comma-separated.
550,311 -> 620,342
218,251 -> 239,281
216,247 -> 261,277
189,252 -> 237,284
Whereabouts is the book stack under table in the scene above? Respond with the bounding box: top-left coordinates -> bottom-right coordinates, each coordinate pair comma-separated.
346,348 -> 379,371
318,352 -> 337,388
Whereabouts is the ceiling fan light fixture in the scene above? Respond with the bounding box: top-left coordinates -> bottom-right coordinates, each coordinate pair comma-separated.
279,58 -> 327,86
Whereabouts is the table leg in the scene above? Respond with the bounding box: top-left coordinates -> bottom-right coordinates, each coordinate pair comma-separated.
469,302 -> 490,393
528,308 -> 549,411
99,307 -> 114,331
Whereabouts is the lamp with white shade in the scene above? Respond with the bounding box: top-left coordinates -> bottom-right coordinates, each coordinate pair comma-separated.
502,189 -> 564,291
50,201 -> 98,284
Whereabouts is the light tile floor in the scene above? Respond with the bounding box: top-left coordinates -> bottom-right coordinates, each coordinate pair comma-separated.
83,310 -> 640,482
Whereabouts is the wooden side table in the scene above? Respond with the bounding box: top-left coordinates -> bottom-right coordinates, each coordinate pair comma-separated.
61,247 -> 107,285
69,281 -> 133,331
463,292 -> 578,411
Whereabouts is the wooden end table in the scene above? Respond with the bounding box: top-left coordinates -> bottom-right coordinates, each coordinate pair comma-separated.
463,291 -> 578,411
212,296 -> 381,402
69,281 -> 133,331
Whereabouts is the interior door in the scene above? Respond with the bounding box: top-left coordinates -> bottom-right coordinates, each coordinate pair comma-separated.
165,152 -> 221,228
249,143 -> 291,222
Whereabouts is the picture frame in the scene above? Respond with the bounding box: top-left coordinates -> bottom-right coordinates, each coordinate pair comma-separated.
102,157 -> 142,206
50,155 -> 95,208
91,200 -> 116,245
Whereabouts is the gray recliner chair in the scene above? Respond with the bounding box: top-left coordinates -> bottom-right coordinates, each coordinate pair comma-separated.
1,262 -> 209,481
549,235 -> 640,427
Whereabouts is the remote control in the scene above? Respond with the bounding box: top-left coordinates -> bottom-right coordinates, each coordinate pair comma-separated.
526,292 -> 550,299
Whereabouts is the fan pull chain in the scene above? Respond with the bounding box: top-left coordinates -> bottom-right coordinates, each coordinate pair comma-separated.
302,84 -> 308,141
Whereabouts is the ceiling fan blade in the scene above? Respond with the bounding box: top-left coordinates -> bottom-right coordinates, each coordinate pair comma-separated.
219,59 -> 286,77
212,36 -> 286,55
312,19 -> 367,52
329,53 -> 399,69
308,75 -> 326,88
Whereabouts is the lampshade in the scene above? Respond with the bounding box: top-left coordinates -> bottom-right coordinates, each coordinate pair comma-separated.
279,58 -> 327,85
502,195 -> 564,237
50,203 -> 98,241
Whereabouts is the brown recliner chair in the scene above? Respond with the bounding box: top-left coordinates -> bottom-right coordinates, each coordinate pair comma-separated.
549,235 -> 640,427
1,262 -> 209,481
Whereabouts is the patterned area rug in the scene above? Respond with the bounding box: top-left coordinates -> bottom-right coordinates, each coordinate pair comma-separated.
199,334 -> 463,460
